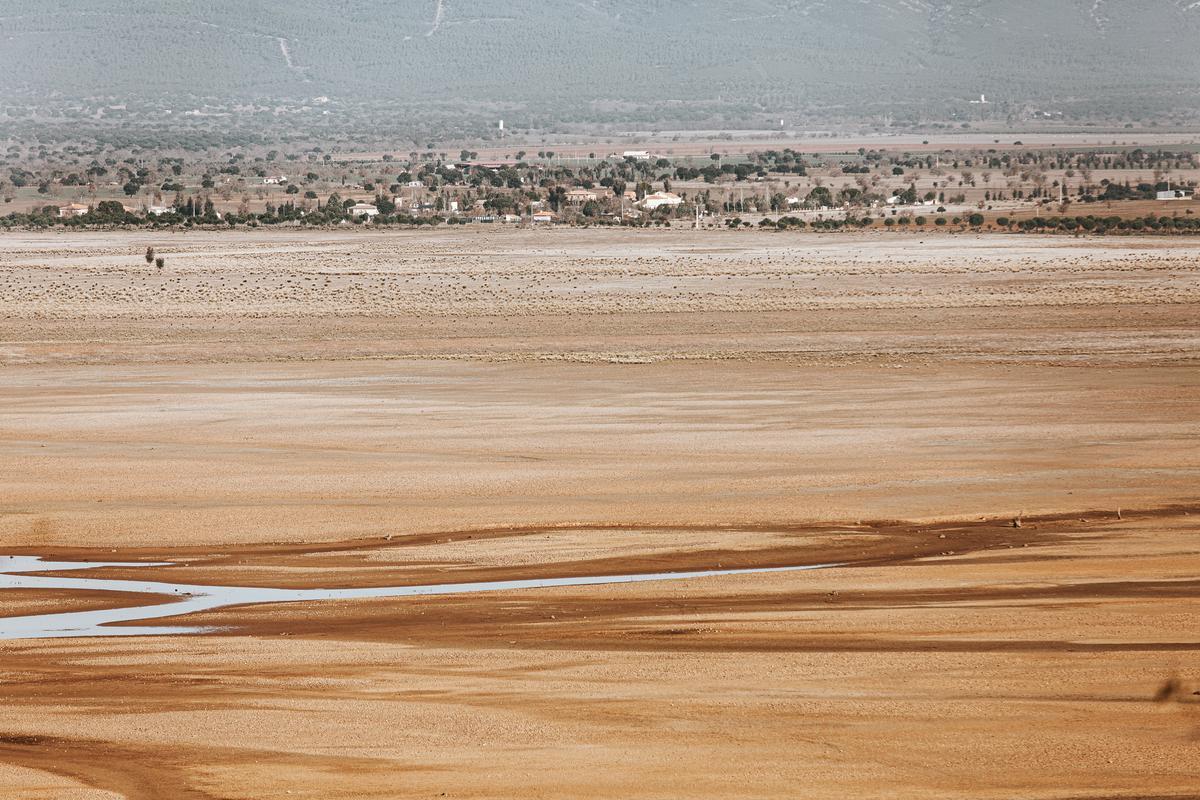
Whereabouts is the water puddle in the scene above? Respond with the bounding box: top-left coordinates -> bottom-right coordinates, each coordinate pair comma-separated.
0,555 -> 837,640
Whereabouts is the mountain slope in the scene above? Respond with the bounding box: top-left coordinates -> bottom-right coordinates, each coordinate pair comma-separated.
3,0 -> 1200,114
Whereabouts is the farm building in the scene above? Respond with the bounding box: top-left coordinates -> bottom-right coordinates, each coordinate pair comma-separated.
566,188 -> 599,204
641,191 -> 683,210
57,202 -> 90,218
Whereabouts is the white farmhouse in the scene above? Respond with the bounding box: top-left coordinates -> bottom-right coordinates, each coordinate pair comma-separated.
641,191 -> 683,210
57,202 -> 90,218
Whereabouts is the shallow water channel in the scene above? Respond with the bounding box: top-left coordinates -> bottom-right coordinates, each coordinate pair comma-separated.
0,555 -> 837,640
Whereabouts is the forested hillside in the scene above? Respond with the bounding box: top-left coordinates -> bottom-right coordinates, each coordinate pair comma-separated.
4,1 -> 1200,118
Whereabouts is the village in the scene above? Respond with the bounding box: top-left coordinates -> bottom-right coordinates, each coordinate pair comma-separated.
8,138 -> 1200,233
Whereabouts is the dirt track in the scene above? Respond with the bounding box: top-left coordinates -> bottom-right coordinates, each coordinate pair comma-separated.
0,229 -> 1197,798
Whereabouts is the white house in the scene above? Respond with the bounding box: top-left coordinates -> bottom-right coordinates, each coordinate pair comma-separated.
57,202 -> 90,218
1157,189 -> 1194,200
146,205 -> 173,216
641,191 -> 683,210
349,202 -> 379,219
262,175 -> 288,185
622,150 -> 652,161
531,211 -> 556,224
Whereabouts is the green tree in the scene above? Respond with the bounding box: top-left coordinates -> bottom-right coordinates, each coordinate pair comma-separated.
806,186 -> 833,207
90,201 -> 130,223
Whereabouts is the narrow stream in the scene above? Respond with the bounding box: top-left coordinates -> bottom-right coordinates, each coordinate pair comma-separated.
0,555 -> 838,640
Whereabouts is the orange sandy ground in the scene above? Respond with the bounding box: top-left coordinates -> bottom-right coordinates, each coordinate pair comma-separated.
0,230 -> 1197,799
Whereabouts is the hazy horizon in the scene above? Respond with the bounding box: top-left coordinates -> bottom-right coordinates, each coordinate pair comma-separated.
4,0 -> 1200,131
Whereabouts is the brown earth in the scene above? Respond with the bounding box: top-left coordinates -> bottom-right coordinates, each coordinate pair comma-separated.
0,589 -> 173,619
0,229 -> 1197,799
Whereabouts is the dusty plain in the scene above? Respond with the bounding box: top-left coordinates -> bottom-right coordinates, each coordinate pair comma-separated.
0,228 -> 1198,799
